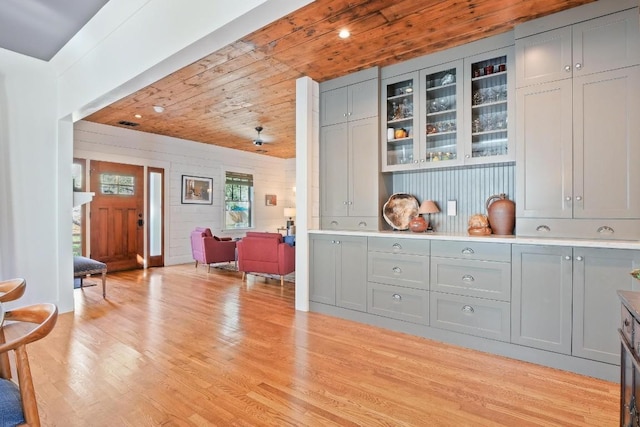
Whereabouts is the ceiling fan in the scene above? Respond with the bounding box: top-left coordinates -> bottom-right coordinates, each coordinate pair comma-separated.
252,126 -> 268,146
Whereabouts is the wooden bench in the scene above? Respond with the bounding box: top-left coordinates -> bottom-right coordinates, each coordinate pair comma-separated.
73,256 -> 107,298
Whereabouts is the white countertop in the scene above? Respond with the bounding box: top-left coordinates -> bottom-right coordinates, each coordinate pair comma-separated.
308,229 -> 640,250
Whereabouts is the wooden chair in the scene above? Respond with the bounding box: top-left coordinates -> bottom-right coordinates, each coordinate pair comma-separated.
0,278 -> 26,303
0,303 -> 58,427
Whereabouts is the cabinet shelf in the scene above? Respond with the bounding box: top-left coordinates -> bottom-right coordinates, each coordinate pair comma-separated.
472,130 -> 507,137
388,117 -> 413,124
426,131 -> 456,138
426,109 -> 456,117
387,93 -> 413,101
471,100 -> 507,109
471,70 -> 507,82
387,137 -> 413,144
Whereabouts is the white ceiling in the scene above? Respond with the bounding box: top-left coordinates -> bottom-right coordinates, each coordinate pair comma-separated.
0,0 -> 109,61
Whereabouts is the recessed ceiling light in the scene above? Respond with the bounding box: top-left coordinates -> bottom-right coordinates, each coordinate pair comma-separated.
134,114 -> 142,119
338,29 -> 350,39
153,105 -> 165,113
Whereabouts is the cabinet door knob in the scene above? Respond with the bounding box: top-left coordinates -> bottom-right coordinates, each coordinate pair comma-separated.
564,255 -> 571,261
348,201 -> 353,205
392,293 -> 402,301
343,113 -> 347,117
575,196 -> 582,201
536,225 -> 551,232
565,196 -> 572,201
348,112 -> 352,116
335,241 -> 341,245
462,274 -> 475,282
465,154 -> 471,159
564,65 -> 572,72
575,256 -> 583,261
392,266 -> 402,274
575,63 -> 582,70
461,248 -> 475,255
462,305 -> 475,313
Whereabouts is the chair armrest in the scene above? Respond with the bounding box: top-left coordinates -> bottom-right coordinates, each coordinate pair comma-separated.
278,243 -> 296,275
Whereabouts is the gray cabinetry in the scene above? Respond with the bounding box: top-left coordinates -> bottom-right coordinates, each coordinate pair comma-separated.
310,234 -> 368,312
511,244 -> 640,364
516,6 -> 640,239
320,67 -> 380,231
429,240 -> 511,341
367,237 -> 430,325
572,247 -> 640,364
516,9 -> 640,87
321,78 -> 378,126
511,245 -> 573,354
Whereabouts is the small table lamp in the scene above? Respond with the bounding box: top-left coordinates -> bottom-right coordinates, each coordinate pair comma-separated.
284,207 -> 296,235
409,200 -> 440,232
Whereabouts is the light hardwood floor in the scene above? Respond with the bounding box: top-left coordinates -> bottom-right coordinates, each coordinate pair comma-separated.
23,264 -> 618,426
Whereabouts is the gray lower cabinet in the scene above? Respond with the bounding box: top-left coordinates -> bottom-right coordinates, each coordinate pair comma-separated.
310,234 -> 368,311
511,245 -> 573,354
367,237 -> 430,324
512,245 -> 640,364
429,241 -> 511,342
572,247 -> 640,364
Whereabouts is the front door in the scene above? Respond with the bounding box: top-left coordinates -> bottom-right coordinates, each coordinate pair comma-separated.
90,161 -> 144,272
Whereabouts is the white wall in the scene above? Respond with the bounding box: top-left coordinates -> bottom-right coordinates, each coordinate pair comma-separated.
0,49 -> 68,309
75,121 -> 292,266
0,0 -> 313,312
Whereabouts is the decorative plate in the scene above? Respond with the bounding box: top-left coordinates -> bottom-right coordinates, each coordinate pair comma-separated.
382,193 -> 419,230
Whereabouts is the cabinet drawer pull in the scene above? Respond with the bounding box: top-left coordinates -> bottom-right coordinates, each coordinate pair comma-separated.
392,293 -> 402,301
536,225 -> 550,232
330,221 -> 339,226
597,226 -> 614,234
462,274 -> 475,282
462,305 -> 474,314
461,248 -> 474,255
392,243 -> 402,251
392,266 -> 402,274
358,221 -> 367,228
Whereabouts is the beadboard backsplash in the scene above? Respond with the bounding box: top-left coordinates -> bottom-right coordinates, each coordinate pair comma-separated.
390,163 -> 515,233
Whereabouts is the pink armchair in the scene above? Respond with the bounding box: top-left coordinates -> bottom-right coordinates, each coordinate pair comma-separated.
237,232 -> 295,286
190,227 -> 237,272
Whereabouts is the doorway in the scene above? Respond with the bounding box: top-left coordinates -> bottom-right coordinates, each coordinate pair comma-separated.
90,161 -> 144,272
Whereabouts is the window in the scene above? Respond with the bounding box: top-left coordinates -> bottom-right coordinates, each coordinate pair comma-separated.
100,173 -> 135,195
72,159 -> 85,256
225,172 -> 253,229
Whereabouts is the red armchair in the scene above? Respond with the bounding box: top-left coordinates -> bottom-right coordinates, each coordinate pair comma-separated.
190,227 -> 237,272
237,232 -> 295,286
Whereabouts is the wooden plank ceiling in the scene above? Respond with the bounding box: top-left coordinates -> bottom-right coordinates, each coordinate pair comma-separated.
84,0 -> 595,159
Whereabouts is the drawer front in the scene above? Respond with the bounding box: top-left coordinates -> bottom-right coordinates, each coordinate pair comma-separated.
368,282 -> 429,325
430,292 -> 510,342
321,216 -> 378,231
368,237 -> 430,255
621,306 -> 634,345
368,252 -> 429,289
431,240 -> 511,262
431,257 -> 511,301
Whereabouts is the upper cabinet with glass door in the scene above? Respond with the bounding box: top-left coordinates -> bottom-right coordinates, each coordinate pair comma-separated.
381,72 -> 418,172
464,47 -> 515,164
420,60 -> 464,167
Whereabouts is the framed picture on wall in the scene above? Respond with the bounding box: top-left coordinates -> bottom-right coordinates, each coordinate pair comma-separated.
265,194 -> 277,206
181,175 -> 213,204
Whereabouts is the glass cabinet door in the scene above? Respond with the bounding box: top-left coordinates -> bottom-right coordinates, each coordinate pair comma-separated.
421,61 -> 463,166
466,48 -> 514,162
382,72 -> 417,170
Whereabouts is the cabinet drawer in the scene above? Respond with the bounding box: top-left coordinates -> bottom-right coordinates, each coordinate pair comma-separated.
621,306 -> 634,345
321,216 -> 378,231
368,252 -> 429,289
368,237 -> 430,255
368,282 -> 429,325
430,292 -> 510,342
431,257 -> 511,302
431,240 -> 511,262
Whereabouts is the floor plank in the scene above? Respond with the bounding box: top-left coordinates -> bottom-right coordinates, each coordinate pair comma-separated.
18,264 -> 618,426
